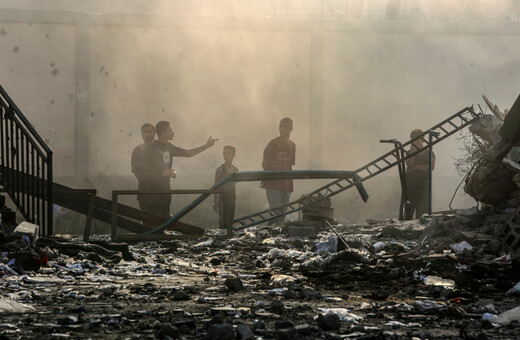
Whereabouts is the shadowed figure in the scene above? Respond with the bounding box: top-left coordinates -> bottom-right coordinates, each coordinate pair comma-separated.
405,128 -> 435,220
261,118 -> 295,225
131,123 -> 156,212
141,120 -> 218,218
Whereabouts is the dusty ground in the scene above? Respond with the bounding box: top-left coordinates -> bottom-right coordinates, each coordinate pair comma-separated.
1,212 -> 520,339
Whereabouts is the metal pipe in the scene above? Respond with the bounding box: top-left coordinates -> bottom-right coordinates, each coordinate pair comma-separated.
427,130 -> 440,215
42,160 -> 47,233
20,132 -> 25,214
0,86 -> 53,235
31,148 -> 35,222
0,86 -> 52,154
36,156 -> 40,226
111,191 -> 118,241
380,139 -> 408,220
46,151 -> 53,235
0,106 -> 4,182
25,136 -> 30,221
8,114 -> 13,197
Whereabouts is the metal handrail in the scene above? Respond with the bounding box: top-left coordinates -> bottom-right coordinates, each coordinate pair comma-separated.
144,170 -> 368,234
0,85 -> 53,235
111,189 -> 223,239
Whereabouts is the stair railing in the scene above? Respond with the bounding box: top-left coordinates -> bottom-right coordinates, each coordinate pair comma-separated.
0,85 -> 53,235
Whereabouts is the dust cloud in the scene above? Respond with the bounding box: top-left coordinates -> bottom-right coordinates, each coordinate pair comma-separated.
1,1 -> 519,227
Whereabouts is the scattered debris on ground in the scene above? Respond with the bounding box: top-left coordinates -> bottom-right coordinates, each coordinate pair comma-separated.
2,207 -> 520,339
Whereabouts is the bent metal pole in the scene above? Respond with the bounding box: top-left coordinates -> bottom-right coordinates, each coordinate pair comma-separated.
427,130 -> 440,215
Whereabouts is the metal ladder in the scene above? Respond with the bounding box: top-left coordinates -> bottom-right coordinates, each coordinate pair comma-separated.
234,173 -> 364,231
233,106 -> 481,230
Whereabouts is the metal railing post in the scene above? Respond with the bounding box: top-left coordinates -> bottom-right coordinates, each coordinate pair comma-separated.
111,191 -> 118,241
83,189 -> 96,242
427,130 -> 440,215
0,85 -> 53,235
380,138 -> 409,220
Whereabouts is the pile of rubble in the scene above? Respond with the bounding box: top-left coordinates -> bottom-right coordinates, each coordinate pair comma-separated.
1,209 -> 520,339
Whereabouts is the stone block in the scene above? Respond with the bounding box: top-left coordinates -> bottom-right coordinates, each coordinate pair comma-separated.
302,206 -> 334,218
287,225 -> 316,237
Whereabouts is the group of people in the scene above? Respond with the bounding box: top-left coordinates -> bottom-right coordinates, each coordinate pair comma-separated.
130,118 -> 296,229
131,119 -> 434,230
130,121 -> 218,219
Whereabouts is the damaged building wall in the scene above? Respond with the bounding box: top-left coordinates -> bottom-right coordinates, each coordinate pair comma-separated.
0,20 -> 77,176
1,2 -> 520,229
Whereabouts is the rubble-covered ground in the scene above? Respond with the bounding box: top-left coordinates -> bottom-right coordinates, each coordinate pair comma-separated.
2,210 -> 520,339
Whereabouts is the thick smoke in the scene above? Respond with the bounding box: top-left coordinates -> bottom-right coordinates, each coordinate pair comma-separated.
1,1 -> 519,228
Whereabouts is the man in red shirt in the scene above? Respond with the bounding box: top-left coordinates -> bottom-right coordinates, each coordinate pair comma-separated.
262,118 -> 295,225
405,128 -> 435,220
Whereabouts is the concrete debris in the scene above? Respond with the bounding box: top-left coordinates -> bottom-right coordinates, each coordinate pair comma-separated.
13,221 -> 39,236
495,306 -> 520,324
0,298 -> 35,313
206,323 -> 235,340
506,281 -> 520,296
317,308 -> 362,324
299,195 -> 335,226
450,240 -> 473,254
423,275 -> 456,289
1,211 -> 520,338
315,236 -> 339,254
270,274 -> 297,287
224,277 -> 244,291
483,305 -> 520,325
464,95 -> 520,205
236,324 -> 254,340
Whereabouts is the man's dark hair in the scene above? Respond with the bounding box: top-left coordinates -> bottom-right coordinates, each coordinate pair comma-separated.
223,144 -> 236,154
279,117 -> 293,126
410,128 -> 423,139
155,121 -> 170,137
141,123 -> 155,132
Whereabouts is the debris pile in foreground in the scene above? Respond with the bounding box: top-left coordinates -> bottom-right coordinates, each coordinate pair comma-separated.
1,211 -> 520,339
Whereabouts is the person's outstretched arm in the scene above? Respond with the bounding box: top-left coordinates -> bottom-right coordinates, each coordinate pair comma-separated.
175,136 -> 219,157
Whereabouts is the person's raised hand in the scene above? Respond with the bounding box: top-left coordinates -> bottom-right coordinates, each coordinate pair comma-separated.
205,136 -> 219,148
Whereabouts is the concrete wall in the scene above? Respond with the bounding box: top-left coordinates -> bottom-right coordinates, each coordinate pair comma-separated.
0,20 -> 77,176
1,3 -> 519,231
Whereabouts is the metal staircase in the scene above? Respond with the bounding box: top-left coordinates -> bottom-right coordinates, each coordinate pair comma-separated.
0,85 -> 53,235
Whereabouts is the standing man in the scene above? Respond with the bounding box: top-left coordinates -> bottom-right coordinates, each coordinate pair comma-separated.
405,128 -> 436,220
262,117 -> 295,225
143,120 -> 218,218
131,123 -> 156,212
